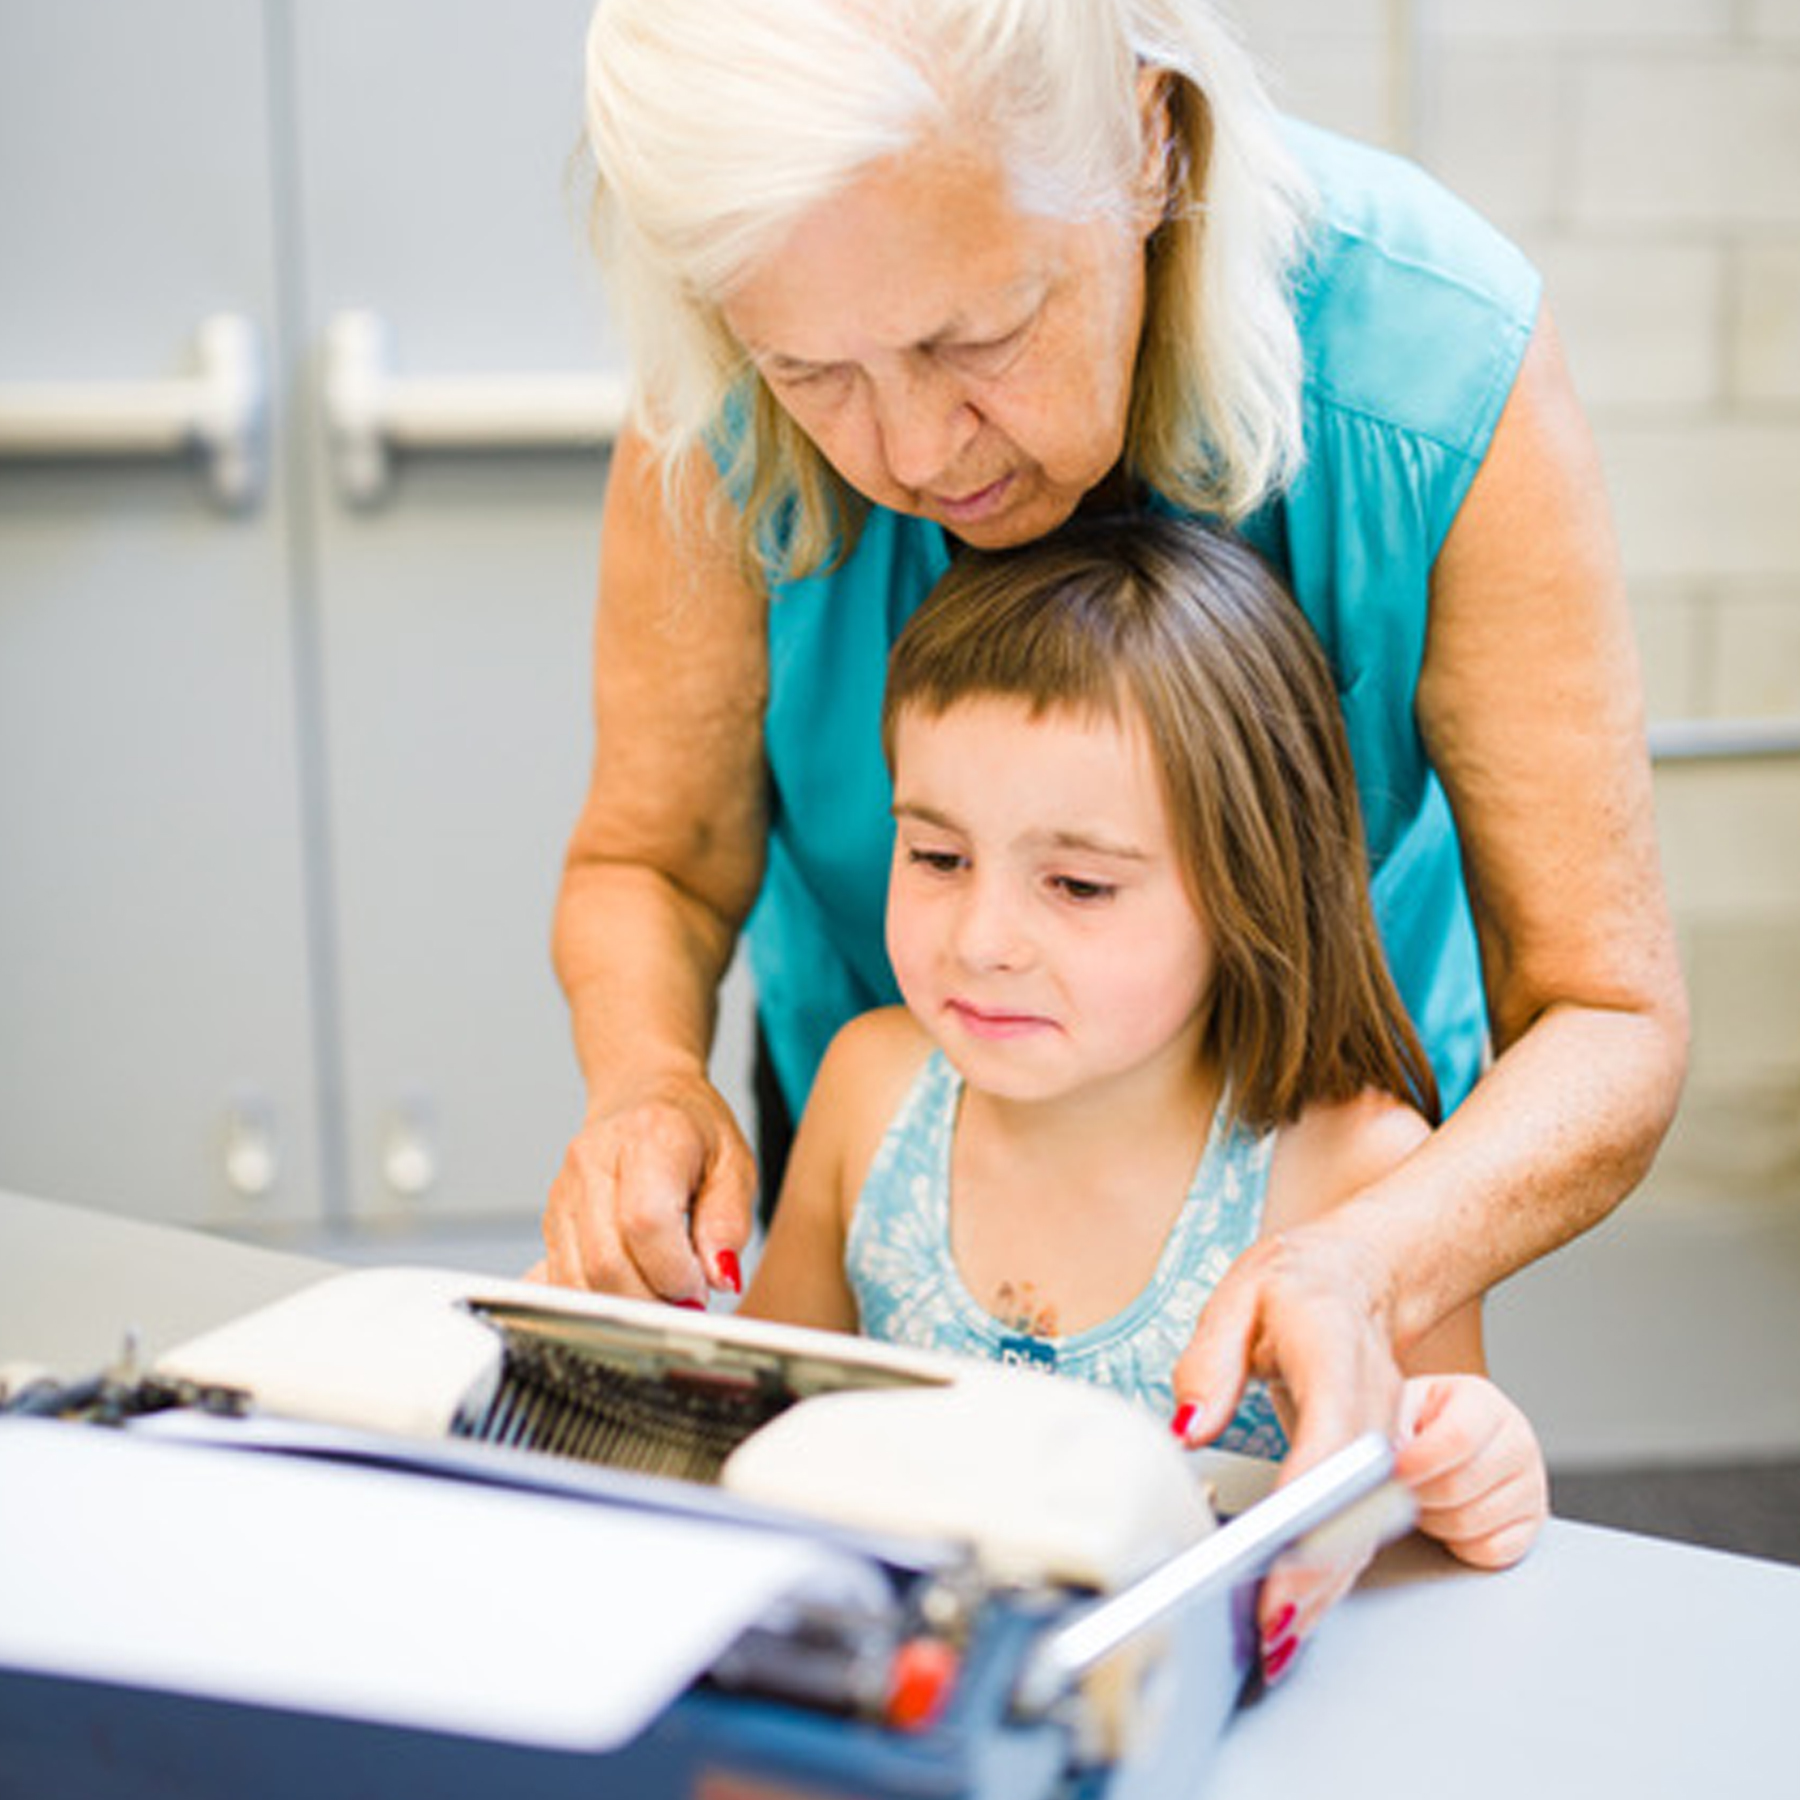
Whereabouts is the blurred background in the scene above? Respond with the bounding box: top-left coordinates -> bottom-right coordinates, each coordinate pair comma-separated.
2,3 -> 1795,1548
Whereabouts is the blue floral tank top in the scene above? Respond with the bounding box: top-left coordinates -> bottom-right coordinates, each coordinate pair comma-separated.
845,1051 -> 1290,1460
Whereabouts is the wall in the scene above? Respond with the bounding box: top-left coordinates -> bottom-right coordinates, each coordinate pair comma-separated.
1232,0 -> 1800,1461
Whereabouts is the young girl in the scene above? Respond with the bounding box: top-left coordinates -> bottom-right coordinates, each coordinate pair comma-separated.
738,514 -> 1547,1676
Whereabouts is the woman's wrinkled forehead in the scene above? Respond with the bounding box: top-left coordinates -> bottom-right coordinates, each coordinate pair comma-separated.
720,113 -> 1138,323
721,130 -> 1066,341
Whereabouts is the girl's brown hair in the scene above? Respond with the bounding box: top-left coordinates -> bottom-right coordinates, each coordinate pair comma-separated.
882,513 -> 1439,1131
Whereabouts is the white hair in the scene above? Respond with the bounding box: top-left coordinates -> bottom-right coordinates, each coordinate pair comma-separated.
584,0 -> 1315,571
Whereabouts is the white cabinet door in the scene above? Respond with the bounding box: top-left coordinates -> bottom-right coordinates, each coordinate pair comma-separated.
1,0 -> 756,1241
0,0 -> 325,1230
286,0 -> 605,1226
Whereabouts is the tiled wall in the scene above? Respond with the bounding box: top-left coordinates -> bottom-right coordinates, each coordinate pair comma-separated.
1232,0 -> 1800,1206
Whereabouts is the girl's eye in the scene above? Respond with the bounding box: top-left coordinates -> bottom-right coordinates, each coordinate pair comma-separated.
1051,875 -> 1116,904
908,847 -> 965,875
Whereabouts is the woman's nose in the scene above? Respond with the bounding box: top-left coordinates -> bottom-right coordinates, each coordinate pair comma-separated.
872,365 -> 979,492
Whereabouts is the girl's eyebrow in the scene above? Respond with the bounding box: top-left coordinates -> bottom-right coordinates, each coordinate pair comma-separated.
892,800 -> 963,829
1042,828 -> 1149,862
895,801 -> 1148,862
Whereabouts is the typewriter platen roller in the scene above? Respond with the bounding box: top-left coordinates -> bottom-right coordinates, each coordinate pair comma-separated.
0,1267 -> 1409,1800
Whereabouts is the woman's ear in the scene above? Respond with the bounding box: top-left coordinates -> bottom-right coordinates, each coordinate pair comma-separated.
1134,66 -> 1178,236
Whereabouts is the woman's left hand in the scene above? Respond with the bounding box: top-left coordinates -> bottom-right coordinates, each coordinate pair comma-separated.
1169,1215 -> 1406,1679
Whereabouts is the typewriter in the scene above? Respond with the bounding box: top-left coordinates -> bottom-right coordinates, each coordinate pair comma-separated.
0,1267 -> 1409,1800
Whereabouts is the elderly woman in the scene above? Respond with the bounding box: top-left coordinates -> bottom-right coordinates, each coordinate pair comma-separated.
543,0 -> 1685,1511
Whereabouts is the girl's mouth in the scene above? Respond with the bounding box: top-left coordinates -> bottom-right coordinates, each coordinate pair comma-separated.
946,998 -> 1054,1040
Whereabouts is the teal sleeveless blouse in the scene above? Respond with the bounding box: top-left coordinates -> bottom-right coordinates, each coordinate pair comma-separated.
743,121 -> 1541,1118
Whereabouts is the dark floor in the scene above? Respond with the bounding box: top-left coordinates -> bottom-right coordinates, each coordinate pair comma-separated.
1550,1458 -> 1800,1566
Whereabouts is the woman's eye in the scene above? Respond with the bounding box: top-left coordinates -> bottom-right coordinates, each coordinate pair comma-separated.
767,359 -> 847,393
945,322 -> 1031,374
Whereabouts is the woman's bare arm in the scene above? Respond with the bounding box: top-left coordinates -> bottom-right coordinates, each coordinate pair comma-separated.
1398,305 -> 1688,1328
542,428 -> 770,1299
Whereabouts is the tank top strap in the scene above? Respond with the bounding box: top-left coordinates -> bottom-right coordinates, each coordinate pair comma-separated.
1155,1098 -> 1276,1291
844,1050 -> 970,1349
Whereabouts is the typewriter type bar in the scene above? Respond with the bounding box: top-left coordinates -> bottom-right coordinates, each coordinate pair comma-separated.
451,1296 -> 937,1482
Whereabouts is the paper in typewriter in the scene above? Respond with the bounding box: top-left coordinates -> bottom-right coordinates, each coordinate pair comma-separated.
0,1419 -> 890,1751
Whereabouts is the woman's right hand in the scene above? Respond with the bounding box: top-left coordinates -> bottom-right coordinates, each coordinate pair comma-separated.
539,428 -> 769,1302
538,1069 -> 757,1302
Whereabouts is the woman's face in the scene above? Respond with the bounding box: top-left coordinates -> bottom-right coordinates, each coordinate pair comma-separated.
720,135 -> 1154,549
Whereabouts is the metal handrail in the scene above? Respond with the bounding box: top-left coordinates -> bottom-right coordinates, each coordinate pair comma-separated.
1648,719 -> 1800,764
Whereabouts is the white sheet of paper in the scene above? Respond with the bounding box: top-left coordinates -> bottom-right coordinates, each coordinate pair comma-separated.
0,1419 -> 887,1751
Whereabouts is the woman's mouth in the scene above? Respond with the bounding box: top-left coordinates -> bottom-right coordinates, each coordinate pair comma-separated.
931,473 -> 1014,526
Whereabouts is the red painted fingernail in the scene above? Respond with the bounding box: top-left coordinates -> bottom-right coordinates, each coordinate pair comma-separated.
716,1248 -> 743,1295
1261,1634 -> 1300,1684
673,1297 -> 707,1312
1170,1401 -> 1200,1441
1264,1603 -> 1297,1643
885,1637 -> 960,1733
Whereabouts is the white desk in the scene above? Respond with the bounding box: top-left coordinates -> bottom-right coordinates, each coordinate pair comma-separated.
0,1188 -> 332,1375
5,1189 -> 1797,1798
1209,1524 -> 1798,1798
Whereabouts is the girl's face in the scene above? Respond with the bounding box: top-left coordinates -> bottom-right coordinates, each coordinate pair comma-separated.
885,696 -> 1215,1108
720,133 -> 1153,550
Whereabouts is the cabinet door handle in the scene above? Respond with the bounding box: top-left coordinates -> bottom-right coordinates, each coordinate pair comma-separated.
380,1096 -> 439,1201
222,1092 -> 280,1201
0,313 -> 265,510
325,309 -> 628,505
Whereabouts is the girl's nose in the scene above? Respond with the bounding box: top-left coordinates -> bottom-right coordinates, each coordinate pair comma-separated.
951,876 -> 1030,972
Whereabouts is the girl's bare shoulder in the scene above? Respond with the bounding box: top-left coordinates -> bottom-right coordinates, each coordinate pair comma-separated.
812,1007 -> 938,1174
1264,1088 -> 1432,1229
823,1005 -> 935,1083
